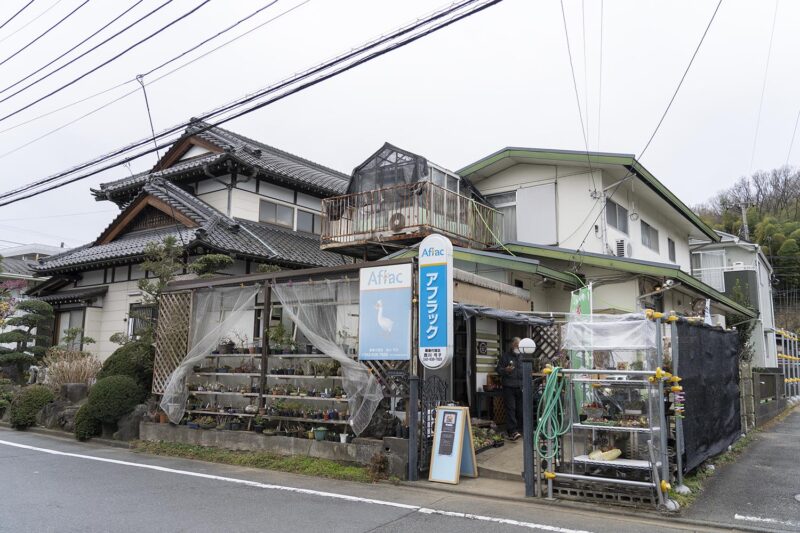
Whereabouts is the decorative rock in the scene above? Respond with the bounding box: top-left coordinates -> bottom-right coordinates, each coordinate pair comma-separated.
60,405 -> 82,432
113,404 -> 148,441
37,399 -> 72,429
60,383 -> 89,403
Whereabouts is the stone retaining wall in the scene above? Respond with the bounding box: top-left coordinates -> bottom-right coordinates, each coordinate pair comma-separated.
139,422 -> 409,479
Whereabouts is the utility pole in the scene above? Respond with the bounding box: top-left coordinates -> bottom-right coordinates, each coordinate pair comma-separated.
740,203 -> 750,241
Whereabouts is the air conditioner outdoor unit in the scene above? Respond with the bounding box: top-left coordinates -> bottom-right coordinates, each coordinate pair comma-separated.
616,239 -> 631,258
389,212 -> 406,233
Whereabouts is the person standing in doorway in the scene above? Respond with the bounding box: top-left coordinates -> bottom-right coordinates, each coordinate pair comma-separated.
496,337 -> 523,441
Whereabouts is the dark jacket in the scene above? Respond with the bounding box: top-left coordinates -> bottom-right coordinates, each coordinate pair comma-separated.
496,349 -> 523,388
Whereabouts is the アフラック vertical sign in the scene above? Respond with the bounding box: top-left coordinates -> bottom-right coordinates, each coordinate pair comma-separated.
358,264 -> 412,360
418,234 -> 453,369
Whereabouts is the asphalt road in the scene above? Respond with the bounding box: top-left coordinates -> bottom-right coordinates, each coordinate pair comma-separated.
685,407 -> 800,532
0,428 -> 756,533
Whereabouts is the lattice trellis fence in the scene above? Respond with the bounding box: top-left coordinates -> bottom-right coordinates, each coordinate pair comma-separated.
532,322 -> 562,365
363,359 -> 411,398
152,291 -> 193,394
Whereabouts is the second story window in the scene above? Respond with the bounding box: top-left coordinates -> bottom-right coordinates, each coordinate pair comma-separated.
486,191 -> 517,242
296,210 -> 321,234
605,199 -> 628,234
259,199 -> 293,228
668,238 -> 676,262
641,220 -> 659,252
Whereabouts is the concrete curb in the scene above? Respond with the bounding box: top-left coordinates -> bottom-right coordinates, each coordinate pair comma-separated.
0,422 -> 131,449
395,479 -> 774,533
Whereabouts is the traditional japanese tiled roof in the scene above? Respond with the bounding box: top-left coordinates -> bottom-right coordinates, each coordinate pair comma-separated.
36,286 -> 108,304
36,179 -> 344,274
0,257 -> 37,278
92,121 -> 348,204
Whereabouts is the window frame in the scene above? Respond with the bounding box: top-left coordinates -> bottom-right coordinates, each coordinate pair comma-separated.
641,220 -> 660,252
296,209 -> 322,235
259,198 -> 295,229
605,199 -> 629,234
668,237 -> 676,262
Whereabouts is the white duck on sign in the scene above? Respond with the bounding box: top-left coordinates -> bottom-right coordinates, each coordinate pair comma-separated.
375,299 -> 394,335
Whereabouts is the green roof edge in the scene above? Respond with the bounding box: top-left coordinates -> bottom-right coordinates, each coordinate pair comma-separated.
505,243 -> 756,318
456,148 -> 719,242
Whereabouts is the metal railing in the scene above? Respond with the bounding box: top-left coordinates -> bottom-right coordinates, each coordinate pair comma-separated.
321,181 -> 503,248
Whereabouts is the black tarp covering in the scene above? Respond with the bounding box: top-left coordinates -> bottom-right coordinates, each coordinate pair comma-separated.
677,322 -> 741,473
453,303 -> 553,327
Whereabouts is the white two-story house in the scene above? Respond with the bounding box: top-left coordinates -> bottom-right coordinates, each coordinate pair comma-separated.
454,147 -> 754,320
691,231 -> 777,367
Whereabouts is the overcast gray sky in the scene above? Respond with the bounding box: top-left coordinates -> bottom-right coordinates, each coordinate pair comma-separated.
0,0 -> 796,251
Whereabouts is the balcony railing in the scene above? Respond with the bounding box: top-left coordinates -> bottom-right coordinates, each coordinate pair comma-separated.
692,263 -> 757,293
321,181 -> 503,251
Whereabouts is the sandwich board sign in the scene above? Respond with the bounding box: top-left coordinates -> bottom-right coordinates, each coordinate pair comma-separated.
358,263 -> 412,360
418,234 -> 453,369
428,406 -> 477,484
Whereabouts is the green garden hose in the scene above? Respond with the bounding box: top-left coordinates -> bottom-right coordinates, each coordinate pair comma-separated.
533,367 -> 570,461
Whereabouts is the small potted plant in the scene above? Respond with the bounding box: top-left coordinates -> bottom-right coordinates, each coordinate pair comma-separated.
217,337 -> 235,354
197,416 -> 216,430
253,415 -> 266,433
313,426 -> 328,441
232,330 -> 249,354
229,417 -> 244,431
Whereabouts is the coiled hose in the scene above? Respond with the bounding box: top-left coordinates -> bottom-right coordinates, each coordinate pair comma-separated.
533,366 -> 570,461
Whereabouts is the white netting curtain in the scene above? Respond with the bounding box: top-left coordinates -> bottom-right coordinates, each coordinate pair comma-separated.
270,279 -> 383,436
562,313 -> 657,351
160,285 -> 261,423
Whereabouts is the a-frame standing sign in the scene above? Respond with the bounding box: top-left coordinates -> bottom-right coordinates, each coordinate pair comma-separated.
428,406 -> 477,484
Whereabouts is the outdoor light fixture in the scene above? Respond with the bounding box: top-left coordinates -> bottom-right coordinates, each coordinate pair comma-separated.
519,337 -> 536,354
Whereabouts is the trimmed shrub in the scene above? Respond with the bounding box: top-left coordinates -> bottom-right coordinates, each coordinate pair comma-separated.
9,385 -> 54,429
97,341 -> 154,392
74,404 -> 100,441
86,375 -> 144,424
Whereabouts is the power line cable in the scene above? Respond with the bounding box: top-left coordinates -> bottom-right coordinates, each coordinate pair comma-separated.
638,0 -> 723,160
749,0 -> 779,171
0,0 -> 63,45
0,0 -> 209,123
0,0 -> 36,32
0,0 -> 292,160
0,0 -> 90,69
573,0 -> 723,256
0,0 -> 287,140
785,106 -> 800,166
597,0 -> 603,151
0,0 -> 502,207
581,0 -> 590,153
0,0 -> 175,108
559,0 -> 596,193
0,0 -> 145,96
0,0 -> 480,198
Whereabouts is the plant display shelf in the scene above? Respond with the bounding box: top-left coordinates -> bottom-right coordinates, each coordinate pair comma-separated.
573,423 -> 659,433
205,354 -> 260,358
571,378 -> 651,385
264,394 -> 347,402
186,410 -> 255,418
189,391 -> 259,397
571,455 -> 654,470
267,374 -> 342,380
196,372 -> 261,377
263,415 -> 348,425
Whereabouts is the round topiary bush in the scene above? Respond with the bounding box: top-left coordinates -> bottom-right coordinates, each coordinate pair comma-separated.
9,385 -> 54,429
74,404 -> 100,441
97,341 -> 154,392
86,375 -> 144,424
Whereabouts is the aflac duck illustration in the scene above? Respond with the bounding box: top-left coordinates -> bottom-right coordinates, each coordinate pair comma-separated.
375,299 -> 394,335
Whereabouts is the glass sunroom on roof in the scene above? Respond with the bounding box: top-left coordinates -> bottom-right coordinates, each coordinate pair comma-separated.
321,143 -> 503,259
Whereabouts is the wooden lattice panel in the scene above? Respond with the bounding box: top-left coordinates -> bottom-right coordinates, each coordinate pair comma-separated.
152,291 -> 192,394
363,359 -> 410,397
532,323 -> 562,366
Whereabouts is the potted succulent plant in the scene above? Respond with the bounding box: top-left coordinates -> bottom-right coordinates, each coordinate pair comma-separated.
217,337 -> 235,354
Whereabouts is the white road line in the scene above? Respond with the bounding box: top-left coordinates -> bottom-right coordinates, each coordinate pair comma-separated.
0,438 -> 593,533
734,514 -> 800,529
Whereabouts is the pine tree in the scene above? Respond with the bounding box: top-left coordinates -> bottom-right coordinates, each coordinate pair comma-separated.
0,300 -> 54,383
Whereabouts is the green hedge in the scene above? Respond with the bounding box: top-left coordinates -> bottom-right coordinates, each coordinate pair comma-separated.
86,375 -> 144,424
9,385 -> 54,429
74,404 -> 100,441
97,341 -> 154,392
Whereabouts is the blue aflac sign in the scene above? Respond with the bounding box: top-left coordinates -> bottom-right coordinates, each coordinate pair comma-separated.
358,264 -> 412,361
419,234 -> 453,369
